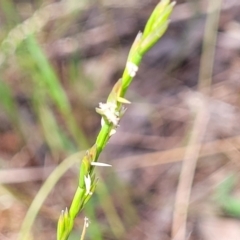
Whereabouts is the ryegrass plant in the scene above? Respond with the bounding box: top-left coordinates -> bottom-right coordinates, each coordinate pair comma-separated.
57,1 -> 175,239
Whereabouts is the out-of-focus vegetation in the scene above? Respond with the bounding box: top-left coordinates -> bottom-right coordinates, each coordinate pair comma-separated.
1,0 -> 240,240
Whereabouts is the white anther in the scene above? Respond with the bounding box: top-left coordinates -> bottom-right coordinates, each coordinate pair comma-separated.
84,174 -> 92,195
98,102 -> 119,126
84,217 -> 90,228
126,62 -> 138,77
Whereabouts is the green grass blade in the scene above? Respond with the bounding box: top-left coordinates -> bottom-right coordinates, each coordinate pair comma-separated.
24,35 -> 89,149
18,151 -> 84,240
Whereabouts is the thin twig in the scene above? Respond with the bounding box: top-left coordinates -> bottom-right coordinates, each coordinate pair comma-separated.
80,217 -> 89,240
171,0 -> 222,239
198,0 -> 223,94
171,95 -> 209,240
115,135 -> 240,171
1,135 -> 240,184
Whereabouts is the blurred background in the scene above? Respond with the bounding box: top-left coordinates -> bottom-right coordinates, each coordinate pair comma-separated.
1,0 -> 240,239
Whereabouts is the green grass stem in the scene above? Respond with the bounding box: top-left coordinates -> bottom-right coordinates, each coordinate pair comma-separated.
57,1 -> 175,239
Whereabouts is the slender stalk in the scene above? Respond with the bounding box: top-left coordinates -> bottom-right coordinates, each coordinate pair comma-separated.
80,217 -> 89,240
57,1 -> 175,239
